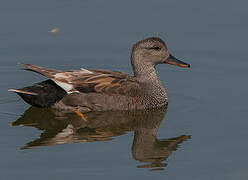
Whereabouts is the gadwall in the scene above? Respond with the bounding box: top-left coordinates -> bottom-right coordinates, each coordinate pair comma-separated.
9,37 -> 190,112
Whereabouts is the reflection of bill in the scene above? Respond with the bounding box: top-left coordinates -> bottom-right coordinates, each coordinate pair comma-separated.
12,105 -> 190,170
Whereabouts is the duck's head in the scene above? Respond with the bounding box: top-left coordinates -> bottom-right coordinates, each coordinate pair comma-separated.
131,37 -> 190,69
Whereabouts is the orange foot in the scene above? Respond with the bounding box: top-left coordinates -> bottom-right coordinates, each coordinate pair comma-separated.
74,110 -> 88,122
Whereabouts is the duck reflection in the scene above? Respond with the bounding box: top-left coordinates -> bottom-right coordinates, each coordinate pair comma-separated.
12,105 -> 190,170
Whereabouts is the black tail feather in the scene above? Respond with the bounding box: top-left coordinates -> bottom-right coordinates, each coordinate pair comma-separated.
10,80 -> 67,107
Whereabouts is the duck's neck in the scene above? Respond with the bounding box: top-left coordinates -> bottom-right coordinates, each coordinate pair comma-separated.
133,62 -> 155,79
131,60 -> 168,107
132,60 -> 161,84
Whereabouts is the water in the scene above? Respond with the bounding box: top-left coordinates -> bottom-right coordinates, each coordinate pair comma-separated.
0,0 -> 248,179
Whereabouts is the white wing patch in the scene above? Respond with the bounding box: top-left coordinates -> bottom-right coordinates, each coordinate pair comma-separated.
55,73 -> 69,79
54,68 -> 92,79
53,79 -> 78,94
52,68 -> 92,93
80,68 -> 93,74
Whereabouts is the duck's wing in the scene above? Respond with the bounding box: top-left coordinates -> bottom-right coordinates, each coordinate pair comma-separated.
72,69 -> 141,97
19,63 -> 141,97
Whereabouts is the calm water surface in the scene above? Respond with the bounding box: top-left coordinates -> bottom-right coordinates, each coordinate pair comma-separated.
0,0 -> 248,179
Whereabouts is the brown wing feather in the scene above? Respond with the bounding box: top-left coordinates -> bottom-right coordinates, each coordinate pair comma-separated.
19,63 -> 62,78
72,70 -> 141,97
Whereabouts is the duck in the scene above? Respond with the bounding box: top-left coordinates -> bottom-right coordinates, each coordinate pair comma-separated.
9,37 -> 190,113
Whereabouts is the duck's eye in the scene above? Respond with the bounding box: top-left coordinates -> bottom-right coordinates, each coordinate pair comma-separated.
150,46 -> 161,50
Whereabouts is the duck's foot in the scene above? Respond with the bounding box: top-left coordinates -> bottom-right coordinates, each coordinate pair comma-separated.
74,110 -> 88,122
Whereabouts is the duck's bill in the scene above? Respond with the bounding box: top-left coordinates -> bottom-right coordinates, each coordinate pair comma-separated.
163,54 -> 190,68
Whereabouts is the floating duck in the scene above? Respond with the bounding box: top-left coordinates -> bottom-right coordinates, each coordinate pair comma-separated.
9,37 -> 190,113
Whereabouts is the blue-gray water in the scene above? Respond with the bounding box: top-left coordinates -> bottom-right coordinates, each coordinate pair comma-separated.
1,0 -> 248,179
